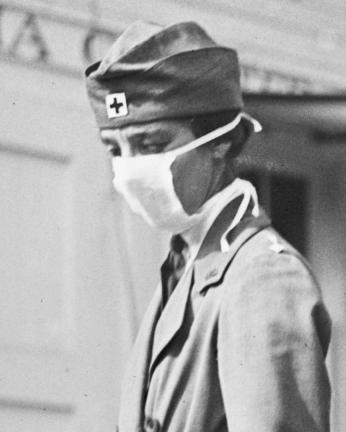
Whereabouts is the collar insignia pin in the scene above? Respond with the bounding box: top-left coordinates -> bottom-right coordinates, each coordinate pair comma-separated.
205,268 -> 218,280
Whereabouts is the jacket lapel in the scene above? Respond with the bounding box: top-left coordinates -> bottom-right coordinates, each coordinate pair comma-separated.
149,265 -> 194,377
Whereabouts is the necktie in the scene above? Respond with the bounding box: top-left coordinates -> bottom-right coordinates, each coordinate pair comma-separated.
161,235 -> 188,309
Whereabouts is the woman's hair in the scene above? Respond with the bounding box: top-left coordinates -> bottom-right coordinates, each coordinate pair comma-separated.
189,109 -> 251,160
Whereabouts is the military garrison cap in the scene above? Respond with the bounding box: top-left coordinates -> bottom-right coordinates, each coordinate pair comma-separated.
85,21 -> 243,129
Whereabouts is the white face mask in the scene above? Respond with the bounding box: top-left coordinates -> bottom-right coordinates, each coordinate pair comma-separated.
112,112 -> 261,233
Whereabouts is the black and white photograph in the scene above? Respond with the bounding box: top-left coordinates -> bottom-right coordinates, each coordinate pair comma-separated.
0,1 -> 346,431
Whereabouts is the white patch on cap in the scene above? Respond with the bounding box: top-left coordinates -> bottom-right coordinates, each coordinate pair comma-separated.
105,93 -> 128,119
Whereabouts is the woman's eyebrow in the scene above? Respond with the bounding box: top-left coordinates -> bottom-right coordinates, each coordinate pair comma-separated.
100,135 -> 119,148
128,130 -> 171,145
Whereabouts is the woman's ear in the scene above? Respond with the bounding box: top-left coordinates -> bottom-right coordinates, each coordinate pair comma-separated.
224,121 -> 251,160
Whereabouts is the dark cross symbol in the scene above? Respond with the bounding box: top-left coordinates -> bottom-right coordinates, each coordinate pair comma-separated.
109,96 -> 123,114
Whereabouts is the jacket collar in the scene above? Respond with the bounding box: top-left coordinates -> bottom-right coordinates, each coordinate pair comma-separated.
193,210 -> 271,293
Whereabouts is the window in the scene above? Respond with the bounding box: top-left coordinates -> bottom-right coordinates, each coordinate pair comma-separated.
240,169 -> 309,255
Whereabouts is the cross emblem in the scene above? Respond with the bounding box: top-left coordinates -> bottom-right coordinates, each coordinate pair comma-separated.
110,97 -> 123,114
105,92 -> 128,119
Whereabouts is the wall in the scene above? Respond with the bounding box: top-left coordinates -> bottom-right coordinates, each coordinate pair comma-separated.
0,58 -> 167,431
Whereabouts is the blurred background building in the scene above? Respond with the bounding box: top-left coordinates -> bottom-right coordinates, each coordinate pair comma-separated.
0,1 -> 346,431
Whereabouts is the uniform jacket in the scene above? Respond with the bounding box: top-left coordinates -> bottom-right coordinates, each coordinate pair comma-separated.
118,209 -> 331,432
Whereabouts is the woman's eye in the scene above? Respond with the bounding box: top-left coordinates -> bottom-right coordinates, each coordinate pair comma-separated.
106,144 -> 121,156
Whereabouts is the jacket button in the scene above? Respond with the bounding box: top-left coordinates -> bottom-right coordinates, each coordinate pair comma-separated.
145,417 -> 160,431
146,418 -> 154,428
